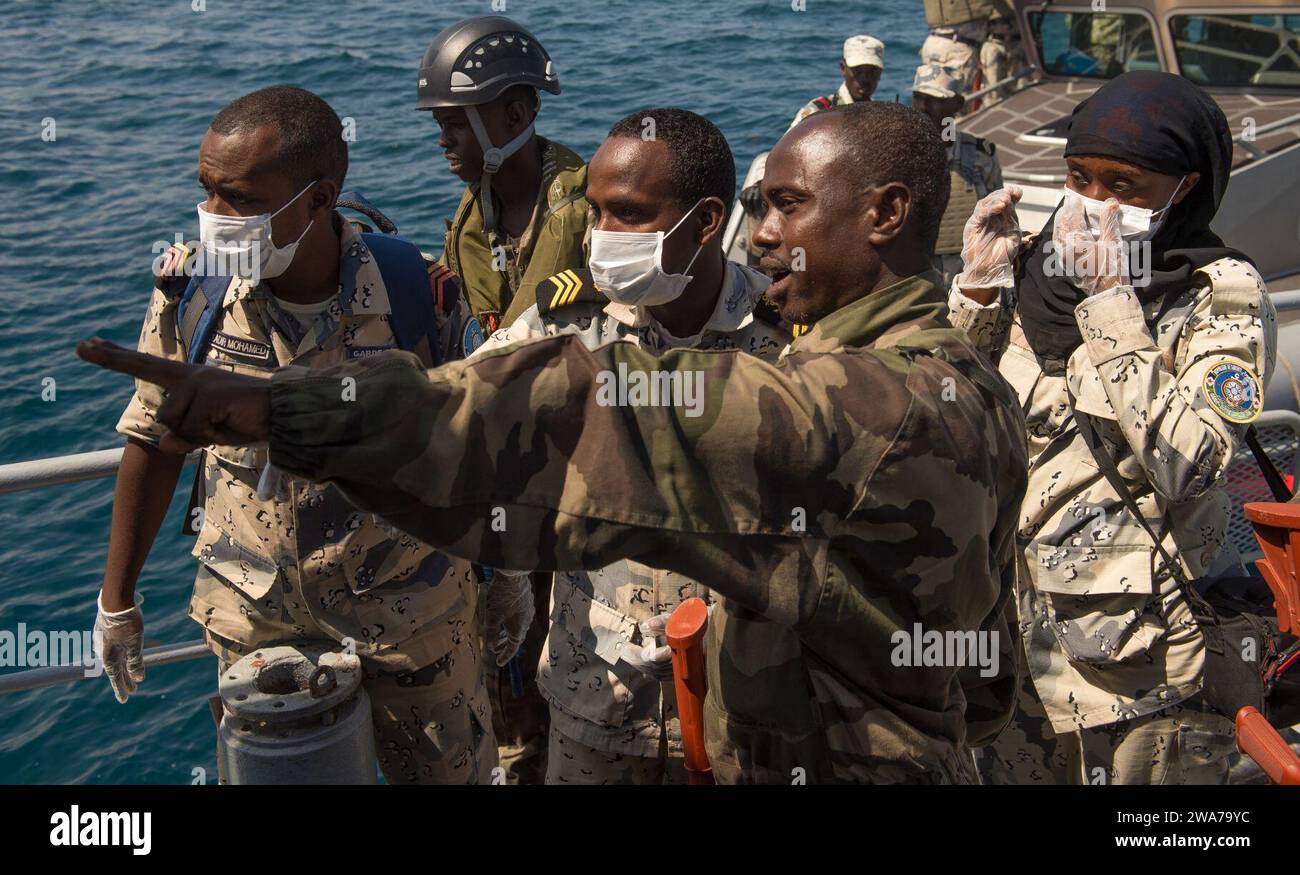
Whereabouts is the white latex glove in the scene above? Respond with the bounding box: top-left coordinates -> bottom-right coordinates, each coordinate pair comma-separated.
1051,194 -> 1128,296
619,612 -> 674,682
95,591 -> 144,704
955,185 -> 1023,291
484,569 -> 534,668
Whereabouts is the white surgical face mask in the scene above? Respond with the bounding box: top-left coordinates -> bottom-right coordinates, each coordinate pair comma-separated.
589,200 -> 706,306
1059,175 -> 1184,242
197,180 -> 317,281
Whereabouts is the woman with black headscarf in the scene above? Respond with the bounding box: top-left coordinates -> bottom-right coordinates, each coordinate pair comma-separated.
950,71 -> 1277,784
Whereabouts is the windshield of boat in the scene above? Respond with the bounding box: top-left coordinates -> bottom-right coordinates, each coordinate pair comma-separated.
1029,10 -> 1160,78
1171,13 -> 1300,88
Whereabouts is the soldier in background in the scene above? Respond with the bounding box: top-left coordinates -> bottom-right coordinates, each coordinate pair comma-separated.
81,102 -> 1030,784
911,64 -> 1003,288
920,0 -> 1014,100
417,15 -> 591,783
418,16 -> 589,334
477,108 -> 790,784
789,35 -> 884,130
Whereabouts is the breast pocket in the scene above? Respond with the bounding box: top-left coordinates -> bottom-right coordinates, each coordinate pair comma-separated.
1034,541 -> 1166,665
537,572 -> 638,729
192,527 -> 281,603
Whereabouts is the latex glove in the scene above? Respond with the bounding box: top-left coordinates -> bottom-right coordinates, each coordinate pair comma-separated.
485,569 -> 534,668
95,591 -> 144,704
619,612 -> 674,682
955,185 -> 1023,291
1051,194 -> 1128,296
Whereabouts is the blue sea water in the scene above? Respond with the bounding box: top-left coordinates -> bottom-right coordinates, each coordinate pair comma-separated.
0,0 -> 927,783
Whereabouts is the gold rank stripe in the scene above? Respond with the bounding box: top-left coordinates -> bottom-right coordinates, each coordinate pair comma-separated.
548,269 -> 583,310
791,323 -> 810,337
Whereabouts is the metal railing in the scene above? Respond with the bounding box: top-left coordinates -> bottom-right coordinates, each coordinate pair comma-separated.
0,641 -> 211,696
964,66 -> 1040,105
0,447 -> 209,695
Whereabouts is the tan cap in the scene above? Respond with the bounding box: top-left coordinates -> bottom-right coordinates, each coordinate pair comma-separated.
912,63 -> 963,99
843,35 -> 884,68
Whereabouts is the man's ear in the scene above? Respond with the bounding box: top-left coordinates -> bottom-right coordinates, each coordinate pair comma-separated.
504,92 -> 539,136
696,197 -> 728,247
865,182 -> 911,246
309,179 -> 340,218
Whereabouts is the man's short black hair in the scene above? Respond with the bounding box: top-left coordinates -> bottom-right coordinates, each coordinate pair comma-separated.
824,102 -> 950,254
607,108 -> 735,214
210,85 -> 348,189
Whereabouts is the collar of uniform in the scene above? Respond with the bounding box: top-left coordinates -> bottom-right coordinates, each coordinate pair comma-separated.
835,82 -> 855,105
787,270 -> 948,354
229,216 -> 391,317
600,260 -> 768,335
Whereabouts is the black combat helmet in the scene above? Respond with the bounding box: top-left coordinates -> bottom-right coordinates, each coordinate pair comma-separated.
416,16 -> 560,110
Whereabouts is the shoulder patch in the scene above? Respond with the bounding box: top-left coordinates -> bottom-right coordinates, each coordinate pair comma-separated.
426,262 -> 462,315
461,316 -> 486,357
1203,359 -> 1263,424
536,268 -> 604,314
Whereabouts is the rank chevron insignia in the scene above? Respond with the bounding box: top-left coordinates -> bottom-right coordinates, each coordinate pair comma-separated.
548,269 -> 584,311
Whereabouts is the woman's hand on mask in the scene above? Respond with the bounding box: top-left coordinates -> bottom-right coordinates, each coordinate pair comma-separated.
955,186 -> 1023,296
1052,195 -> 1129,296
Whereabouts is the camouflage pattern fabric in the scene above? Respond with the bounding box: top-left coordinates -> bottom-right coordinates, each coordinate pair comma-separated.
121,220 -> 495,782
948,258 -> 1277,746
266,271 -> 1030,784
478,262 -> 787,772
545,723 -> 687,785
981,664 -> 1234,784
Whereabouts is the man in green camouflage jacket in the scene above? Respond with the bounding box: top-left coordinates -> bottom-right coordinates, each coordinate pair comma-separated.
80,102 -> 1029,784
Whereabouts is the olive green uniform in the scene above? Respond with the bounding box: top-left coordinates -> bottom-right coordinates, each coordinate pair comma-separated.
440,136 -> 590,333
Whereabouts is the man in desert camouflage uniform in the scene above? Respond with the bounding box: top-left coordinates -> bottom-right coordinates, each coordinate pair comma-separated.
949,72 -> 1278,783
911,63 -> 1003,287
418,17 -> 591,780
921,0 -> 1015,98
81,102 -> 1029,784
478,108 -> 791,784
97,87 -> 495,785
790,35 -> 884,130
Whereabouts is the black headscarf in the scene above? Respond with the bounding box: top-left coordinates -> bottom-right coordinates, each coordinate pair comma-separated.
1016,71 -> 1249,364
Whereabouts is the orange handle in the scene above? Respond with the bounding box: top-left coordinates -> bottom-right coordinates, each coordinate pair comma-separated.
1236,706 -> 1300,785
666,598 -> 713,785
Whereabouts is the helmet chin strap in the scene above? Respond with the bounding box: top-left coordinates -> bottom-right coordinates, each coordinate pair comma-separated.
464,104 -> 536,234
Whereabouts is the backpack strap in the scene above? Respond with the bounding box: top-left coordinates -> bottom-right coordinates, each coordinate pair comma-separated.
176,273 -> 235,365
362,231 -> 444,368
1244,425 -> 1293,502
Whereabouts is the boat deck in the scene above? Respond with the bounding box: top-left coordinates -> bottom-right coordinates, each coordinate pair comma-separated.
962,79 -> 1300,183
